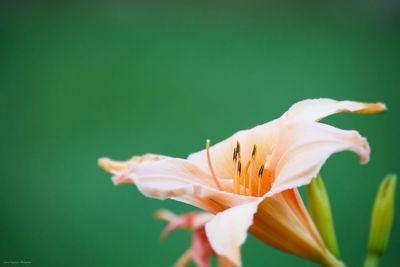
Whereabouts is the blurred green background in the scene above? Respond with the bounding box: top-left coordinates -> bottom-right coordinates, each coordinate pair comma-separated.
1,2 -> 399,266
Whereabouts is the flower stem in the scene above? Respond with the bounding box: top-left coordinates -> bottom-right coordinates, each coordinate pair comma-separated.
321,252 -> 345,267
363,253 -> 380,267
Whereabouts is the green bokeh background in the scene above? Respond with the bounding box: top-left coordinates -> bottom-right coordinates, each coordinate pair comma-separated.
1,2 -> 399,266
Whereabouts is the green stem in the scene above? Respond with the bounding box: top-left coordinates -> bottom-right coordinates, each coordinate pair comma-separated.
321,252 -> 345,267
364,253 -> 380,267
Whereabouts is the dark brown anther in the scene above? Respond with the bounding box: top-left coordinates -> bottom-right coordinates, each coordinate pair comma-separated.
237,160 -> 242,174
252,144 -> 257,159
258,165 -> 264,177
233,147 -> 237,162
236,141 -> 241,156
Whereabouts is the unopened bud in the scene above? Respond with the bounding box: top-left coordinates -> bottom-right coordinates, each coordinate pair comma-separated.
364,174 -> 397,267
307,174 -> 340,259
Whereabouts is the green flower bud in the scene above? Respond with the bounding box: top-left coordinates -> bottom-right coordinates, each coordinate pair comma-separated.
307,174 -> 340,259
364,174 -> 397,267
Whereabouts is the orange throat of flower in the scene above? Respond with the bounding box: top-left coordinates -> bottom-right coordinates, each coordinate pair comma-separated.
206,140 -> 274,197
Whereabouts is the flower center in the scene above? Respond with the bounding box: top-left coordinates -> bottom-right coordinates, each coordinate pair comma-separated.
232,141 -> 273,197
205,139 -> 274,197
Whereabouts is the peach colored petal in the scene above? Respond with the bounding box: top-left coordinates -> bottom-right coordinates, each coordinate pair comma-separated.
250,191 -> 336,264
99,156 -> 256,213
268,120 -> 370,195
205,200 -> 261,266
251,190 -> 324,260
284,98 -> 386,121
250,189 -> 343,266
279,189 -> 322,246
98,154 -> 166,173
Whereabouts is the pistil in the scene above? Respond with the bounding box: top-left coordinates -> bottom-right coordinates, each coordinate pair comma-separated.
205,139 -> 222,190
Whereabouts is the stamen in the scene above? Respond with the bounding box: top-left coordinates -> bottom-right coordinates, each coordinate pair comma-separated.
230,142 -> 272,197
236,141 -> 241,159
233,141 -> 241,194
257,165 -> 264,197
239,160 -> 243,194
249,171 -> 253,196
233,164 -> 237,193
235,159 -> 242,194
233,147 -> 237,162
248,144 -> 257,196
243,160 -> 251,196
252,144 -> 257,159
205,139 -> 222,190
258,165 -> 264,177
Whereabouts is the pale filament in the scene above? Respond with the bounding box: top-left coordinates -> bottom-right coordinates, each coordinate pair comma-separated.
205,139 -> 223,190
237,160 -> 242,194
249,144 -> 257,196
243,161 -> 251,195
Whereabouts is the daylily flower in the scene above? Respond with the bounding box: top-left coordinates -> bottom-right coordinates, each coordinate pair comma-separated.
99,99 -> 386,266
155,209 -> 234,267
